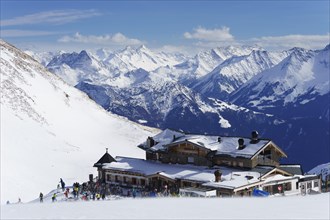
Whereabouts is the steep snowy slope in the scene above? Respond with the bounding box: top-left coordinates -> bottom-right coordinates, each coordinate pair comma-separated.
0,39 -> 158,204
191,50 -> 289,99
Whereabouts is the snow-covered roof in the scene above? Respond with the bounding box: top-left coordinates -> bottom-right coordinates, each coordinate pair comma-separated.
263,174 -> 298,184
139,129 -> 275,159
139,129 -> 185,151
103,157 -> 263,190
94,150 -> 116,168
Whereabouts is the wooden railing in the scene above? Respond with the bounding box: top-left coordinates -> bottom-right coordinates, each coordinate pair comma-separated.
257,156 -> 278,166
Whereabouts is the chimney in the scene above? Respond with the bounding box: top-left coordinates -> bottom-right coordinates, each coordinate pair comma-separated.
173,135 -> 176,141
217,137 -> 221,143
106,148 -> 108,153
214,170 -> 222,182
147,137 -> 155,148
251,131 -> 259,144
238,138 -> 245,150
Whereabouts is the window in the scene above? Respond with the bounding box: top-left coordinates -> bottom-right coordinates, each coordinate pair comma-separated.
132,178 -> 137,185
238,162 -> 243,167
188,157 -> 194,164
307,182 -> 312,189
285,182 -> 292,191
296,182 -> 299,190
222,160 -> 231,166
141,179 -> 146,186
106,174 -> 111,182
183,181 -> 192,187
123,177 -> 127,183
314,180 -> 319,187
115,175 -> 119,182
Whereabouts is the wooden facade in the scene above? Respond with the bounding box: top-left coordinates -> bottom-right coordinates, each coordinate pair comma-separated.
146,140 -> 286,169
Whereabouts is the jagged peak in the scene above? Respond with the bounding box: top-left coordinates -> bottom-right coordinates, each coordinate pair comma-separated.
137,44 -> 148,50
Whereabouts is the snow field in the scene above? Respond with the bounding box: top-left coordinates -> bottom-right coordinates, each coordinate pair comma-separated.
1,193 -> 329,219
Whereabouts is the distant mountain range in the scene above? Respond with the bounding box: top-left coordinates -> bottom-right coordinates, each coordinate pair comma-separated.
27,43 -> 330,170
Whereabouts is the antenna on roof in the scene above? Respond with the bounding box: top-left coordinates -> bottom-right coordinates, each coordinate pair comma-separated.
106,148 -> 108,153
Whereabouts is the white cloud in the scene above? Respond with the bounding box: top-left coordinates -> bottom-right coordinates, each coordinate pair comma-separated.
249,34 -> 330,50
154,45 -> 191,55
184,26 -> 234,42
1,9 -> 101,26
0,29 -> 57,37
183,26 -> 329,51
58,32 -> 144,46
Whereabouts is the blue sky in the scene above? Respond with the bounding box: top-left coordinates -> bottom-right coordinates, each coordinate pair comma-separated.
1,0 -> 329,53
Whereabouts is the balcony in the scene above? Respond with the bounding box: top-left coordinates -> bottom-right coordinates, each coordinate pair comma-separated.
257,155 -> 279,167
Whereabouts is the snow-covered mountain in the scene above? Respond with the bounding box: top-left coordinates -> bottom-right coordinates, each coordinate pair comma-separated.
165,45 -> 262,85
308,162 -> 330,181
76,73 -> 275,133
25,43 -> 330,171
45,45 -> 187,87
24,50 -> 61,66
191,50 -> 289,99
0,39 -> 158,204
104,45 -> 186,72
230,46 -> 329,116
46,50 -> 112,86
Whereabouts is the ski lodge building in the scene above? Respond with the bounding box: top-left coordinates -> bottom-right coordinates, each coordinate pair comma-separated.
93,129 -> 321,197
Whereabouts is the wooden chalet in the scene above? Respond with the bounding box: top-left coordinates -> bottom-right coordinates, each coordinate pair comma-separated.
138,129 -> 287,169
93,129 -> 321,197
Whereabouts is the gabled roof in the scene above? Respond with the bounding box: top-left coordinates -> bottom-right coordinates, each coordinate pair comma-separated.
250,141 -> 287,160
138,128 -> 185,151
260,167 -> 293,180
93,149 -> 116,168
138,129 -> 286,159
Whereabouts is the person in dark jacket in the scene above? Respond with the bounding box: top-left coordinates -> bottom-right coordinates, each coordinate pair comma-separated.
60,178 -> 65,192
39,192 -> 43,203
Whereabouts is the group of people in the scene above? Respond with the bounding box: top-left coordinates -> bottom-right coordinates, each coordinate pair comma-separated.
36,178 -> 177,203
39,178 -> 66,203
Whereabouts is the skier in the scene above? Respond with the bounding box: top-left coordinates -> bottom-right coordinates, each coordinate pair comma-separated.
60,178 -> 65,192
39,192 -> 43,203
64,188 -> 69,198
52,193 -> 57,202
74,186 -> 79,199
